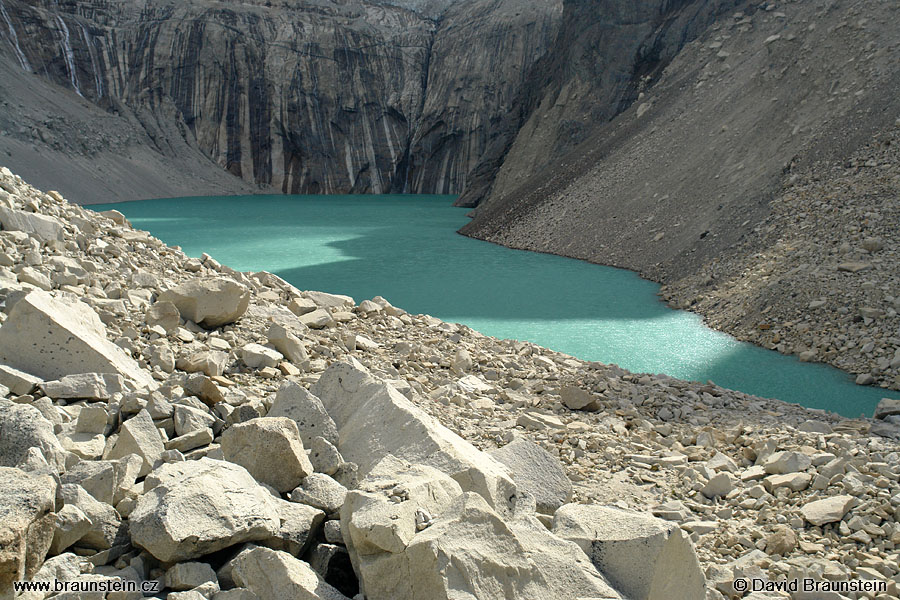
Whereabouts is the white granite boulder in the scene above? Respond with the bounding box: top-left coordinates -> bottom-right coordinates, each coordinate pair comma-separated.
311,360 -> 517,513
552,504 -> 705,600
0,399 -> 67,472
266,324 -> 309,365
165,562 -> 218,591
0,467 -> 57,596
268,382 -> 338,446
230,546 -> 349,600
49,504 -> 93,555
349,491 -> 620,600
145,300 -> 181,333
0,205 -> 63,243
0,290 -> 153,388
489,437 -> 572,514
290,474 -> 347,514
220,417 -> 314,492
58,483 -> 124,551
800,495 -> 856,526
158,278 -> 250,328
241,343 -> 283,369
298,309 -> 334,329
105,409 -> 166,477
0,364 -> 42,395
303,291 -> 354,309
60,455 -> 141,505
39,373 -> 126,400
174,404 -> 217,436
762,451 -> 811,474
129,459 -> 280,562
177,351 -> 229,377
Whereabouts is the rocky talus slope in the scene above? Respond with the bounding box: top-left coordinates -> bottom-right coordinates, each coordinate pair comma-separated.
1,166 -> 900,600
462,0 -> 899,276
661,128 -> 900,393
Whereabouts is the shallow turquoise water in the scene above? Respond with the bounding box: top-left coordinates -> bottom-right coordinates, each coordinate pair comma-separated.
96,194 -> 898,417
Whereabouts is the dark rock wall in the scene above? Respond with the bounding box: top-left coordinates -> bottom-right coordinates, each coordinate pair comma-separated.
456,0 -> 743,207
0,0 -> 561,196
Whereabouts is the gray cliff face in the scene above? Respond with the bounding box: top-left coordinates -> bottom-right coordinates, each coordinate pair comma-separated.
455,0 -> 742,207
0,0 -> 561,199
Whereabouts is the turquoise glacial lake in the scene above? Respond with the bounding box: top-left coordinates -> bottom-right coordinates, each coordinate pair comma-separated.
96,194 -> 898,418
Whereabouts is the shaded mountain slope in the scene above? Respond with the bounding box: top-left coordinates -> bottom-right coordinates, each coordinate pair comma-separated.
461,0 -> 900,281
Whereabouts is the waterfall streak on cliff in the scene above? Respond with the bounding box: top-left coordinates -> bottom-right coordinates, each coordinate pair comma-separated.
80,23 -> 102,98
56,15 -> 82,97
0,0 -> 31,72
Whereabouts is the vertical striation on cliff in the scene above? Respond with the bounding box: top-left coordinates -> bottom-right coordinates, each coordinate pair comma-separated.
0,0 -> 562,200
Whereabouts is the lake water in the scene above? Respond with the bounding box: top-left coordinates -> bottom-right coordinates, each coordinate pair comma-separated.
95,194 -> 898,418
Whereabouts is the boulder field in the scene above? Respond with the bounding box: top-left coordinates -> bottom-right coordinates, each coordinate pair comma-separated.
0,165 -> 899,599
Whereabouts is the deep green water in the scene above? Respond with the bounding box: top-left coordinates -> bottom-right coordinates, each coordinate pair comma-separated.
96,194 -> 898,418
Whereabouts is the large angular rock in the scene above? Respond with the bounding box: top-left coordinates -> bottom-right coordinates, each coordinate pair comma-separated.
0,206 -> 63,243
308,437 -> 343,476
762,451 -> 811,475
261,499 -> 325,557
290,474 -> 347,514
489,437 -> 572,514
39,373 -> 126,400
268,382 -> 338,446
559,385 -> 600,411
230,546 -> 349,600
165,562 -> 218,591
352,492 -> 620,600
801,495 -> 856,526
49,504 -> 93,555
106,410 -> 166,477
298,309 -> 334,329
174,404 -> 217,436
145,300 -> 181,333
58,483 -> 124,551
177,351 -> 229,377
874,398 -> 900,420
76,405 -> 110,434
0,364 -> 41,395
266,324 -> 309,365
60,456 -> 141,505
287,297 -> 317,317
303,291 -> 354,309
158,278 -> 250,328
221,417 -> 313,492
58,431 -> 106,461
0,290 -> 154,388
0,467 -> 57,596
241,344 -> 283,369
0,399 -> 67,472
552,504 -> 705,600
129,459 -> 280,562
311,361 -> 516,513
341,457 -> 463,596
183,374 -> 227,406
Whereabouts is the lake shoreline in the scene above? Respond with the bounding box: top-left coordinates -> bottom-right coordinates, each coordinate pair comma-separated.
93,194 -> 897,417
461,128 -> 900,397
